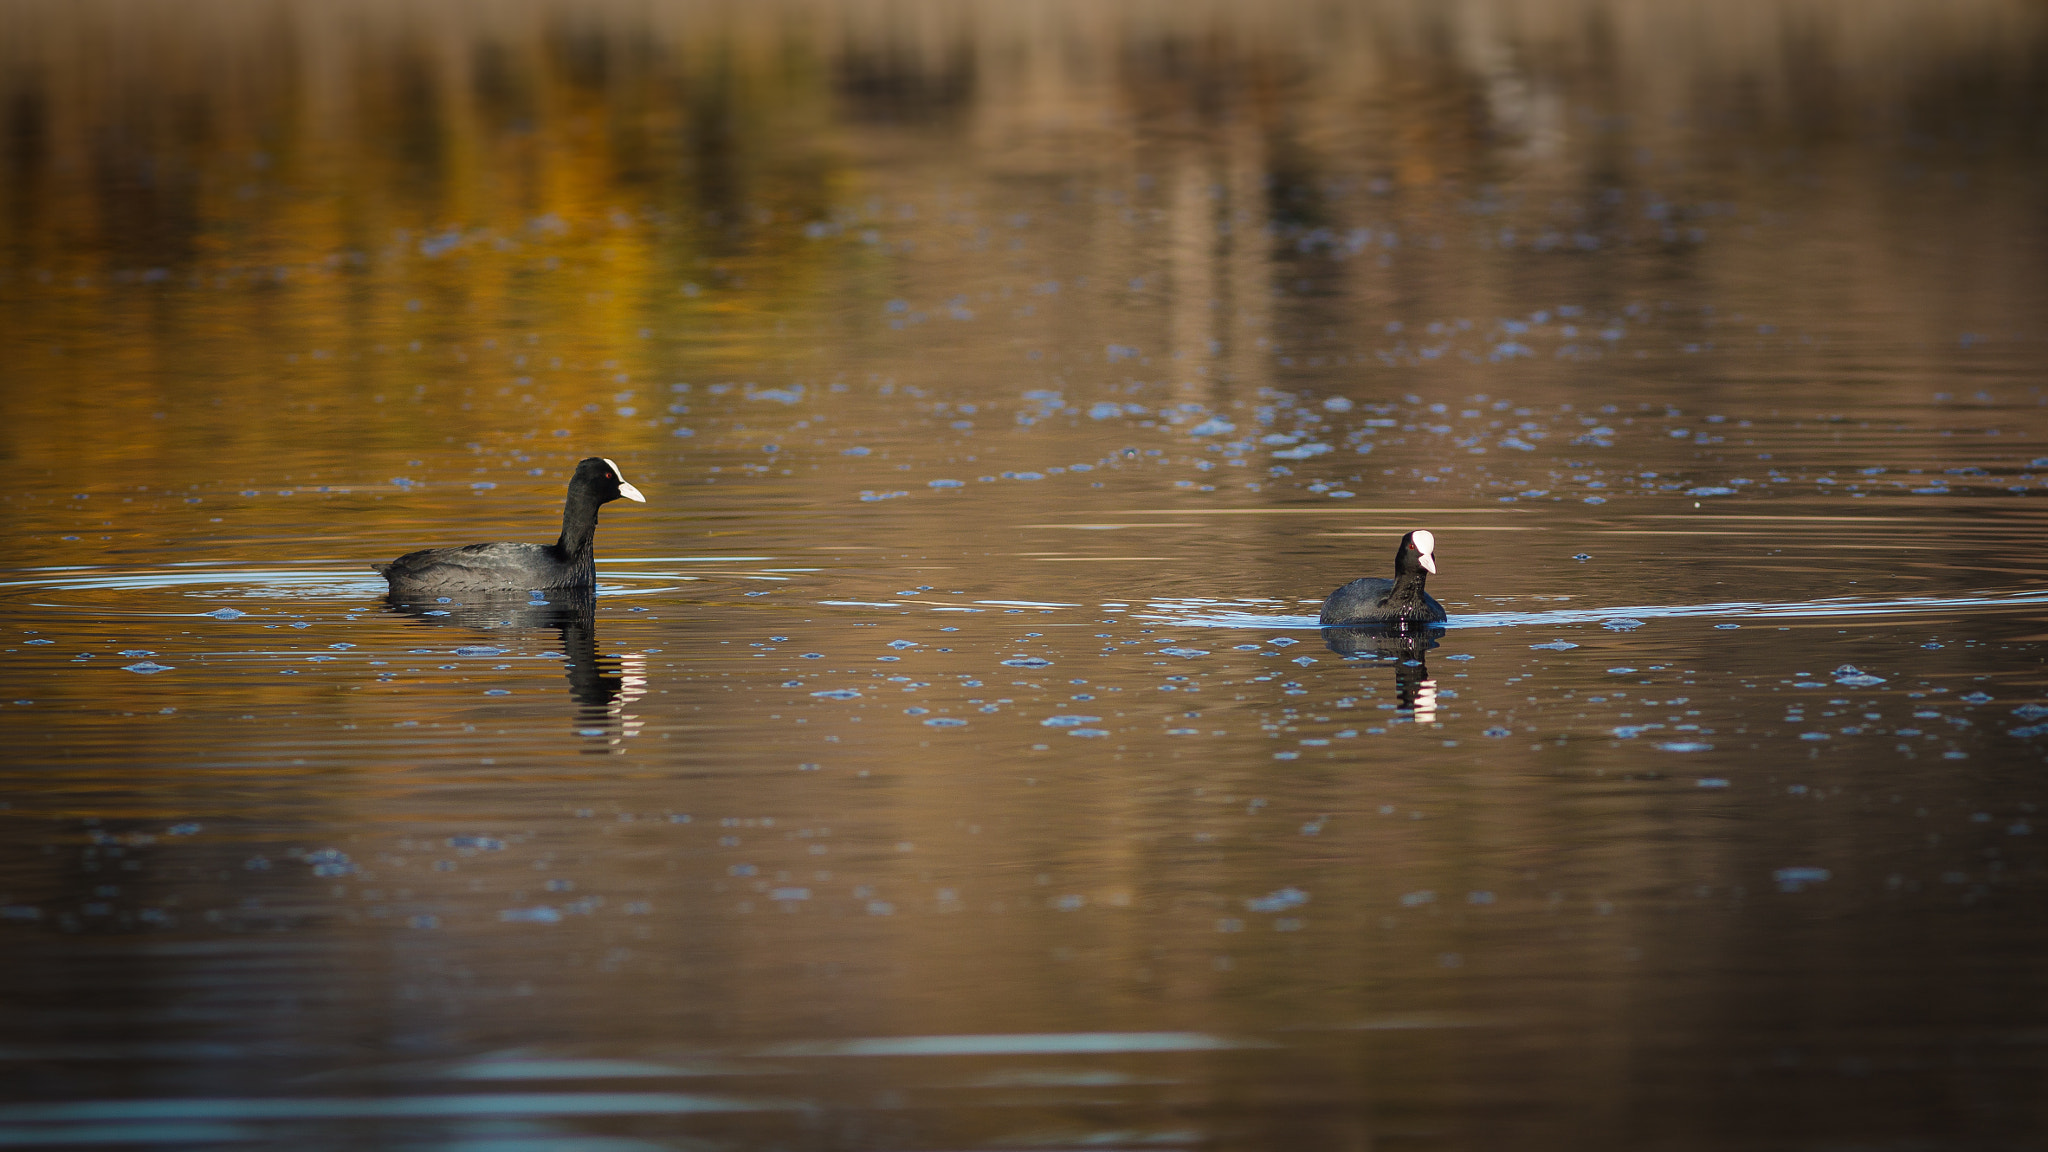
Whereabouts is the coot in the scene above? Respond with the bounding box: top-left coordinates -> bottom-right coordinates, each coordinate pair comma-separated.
374,457 -> 645,595
1318,529 -> 1447,626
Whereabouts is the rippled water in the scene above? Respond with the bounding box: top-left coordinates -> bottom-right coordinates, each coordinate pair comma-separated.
5,1 -> 2048,1148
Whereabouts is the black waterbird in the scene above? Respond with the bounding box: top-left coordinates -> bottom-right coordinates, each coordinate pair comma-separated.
1317,529 -> 1447,627
374,457 -> 645,595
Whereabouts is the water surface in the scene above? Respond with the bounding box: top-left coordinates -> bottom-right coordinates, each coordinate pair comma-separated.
5,2 -> 2048,1148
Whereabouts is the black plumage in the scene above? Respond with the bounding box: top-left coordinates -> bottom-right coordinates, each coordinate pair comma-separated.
374,457 -> 645,595
1318,529 -> 1447,627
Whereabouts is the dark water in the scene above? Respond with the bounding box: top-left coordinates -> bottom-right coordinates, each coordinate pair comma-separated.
5,2 -> 2048,1148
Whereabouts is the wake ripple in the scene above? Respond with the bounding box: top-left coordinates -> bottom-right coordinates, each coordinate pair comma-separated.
1136,588 -> 2048,631
0,560 -> 785,607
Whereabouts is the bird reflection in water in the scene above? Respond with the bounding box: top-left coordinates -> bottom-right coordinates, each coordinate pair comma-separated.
383,591 -> 645,751
1321,626 -> 1444,722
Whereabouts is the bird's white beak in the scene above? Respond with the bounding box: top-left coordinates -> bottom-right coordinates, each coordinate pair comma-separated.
602,459 -> 647,502
1419,549 -> 1436,574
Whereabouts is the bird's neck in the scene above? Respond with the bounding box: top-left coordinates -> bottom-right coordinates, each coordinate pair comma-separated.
556,491 -> 602,559
1387,566 -> 1430,605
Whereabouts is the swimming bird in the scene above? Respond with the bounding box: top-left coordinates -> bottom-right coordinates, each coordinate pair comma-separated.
1318,529 -> 1447,627
374,457 -> 645,595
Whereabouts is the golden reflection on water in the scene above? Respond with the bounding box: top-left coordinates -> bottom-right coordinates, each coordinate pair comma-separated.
4,0 -> 2043,484
4,2 -> 2048,1149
